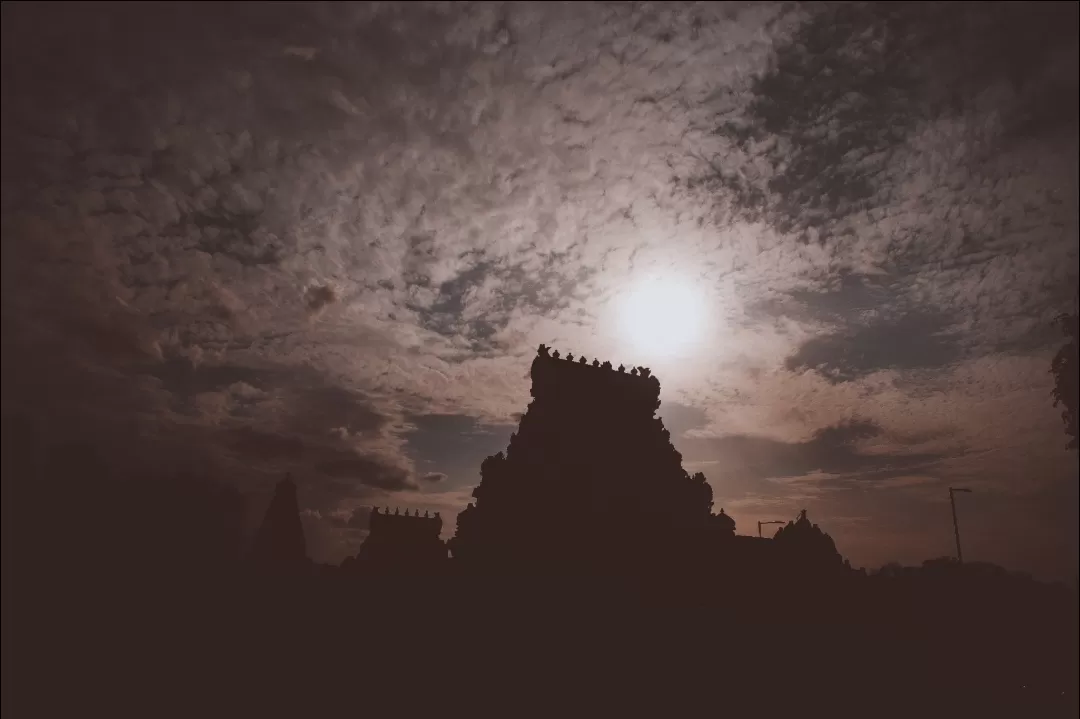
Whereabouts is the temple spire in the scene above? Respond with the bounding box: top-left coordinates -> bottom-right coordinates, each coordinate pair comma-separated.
249,473 -> 308,571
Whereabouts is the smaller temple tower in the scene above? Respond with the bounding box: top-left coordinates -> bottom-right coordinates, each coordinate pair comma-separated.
712,508 -> 736,536
345,507 -> 448,574
772,509 -> 844,573
248,474 -> 309,572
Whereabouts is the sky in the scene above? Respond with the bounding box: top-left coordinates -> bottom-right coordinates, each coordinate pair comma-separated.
2,2 -> 1077,577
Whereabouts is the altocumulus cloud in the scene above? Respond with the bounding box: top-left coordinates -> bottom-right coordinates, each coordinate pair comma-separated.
1,3 -> 1075,573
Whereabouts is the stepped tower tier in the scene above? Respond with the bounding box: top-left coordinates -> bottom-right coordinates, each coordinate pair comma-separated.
451,345 -> 714,570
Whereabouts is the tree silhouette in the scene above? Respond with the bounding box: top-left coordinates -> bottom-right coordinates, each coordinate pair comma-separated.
1051,310 -> 1078,450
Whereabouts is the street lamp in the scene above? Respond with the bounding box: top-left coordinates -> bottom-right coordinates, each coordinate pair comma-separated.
949,487 -> 972,563
758,520 -> 785,538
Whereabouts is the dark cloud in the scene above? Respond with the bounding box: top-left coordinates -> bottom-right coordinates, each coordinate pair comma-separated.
1,2 -> 1075,576
786,313 -> 961,383
315,455 -> 415,492
813,419 -> 881,447
696,3 -> 923,237
415,260 -> 498,345
229,427 -> 305,460
744,273 -> 901,340
148,359 -> 389,434
688,2 -> 1079,240
149,361 -> 278,400
305,284 -> 337,313
686,419 -> 951,484
52,309 -> 162,364
411,254 -> 597,355
282,385 -> 387,436
789,273 -> 897,323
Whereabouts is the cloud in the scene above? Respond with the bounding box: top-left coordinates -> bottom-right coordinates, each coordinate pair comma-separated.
683,418 -> 953,486
1,2 -> 1075,575
316,455 -> 417,492
785,312 -> 962,382
229,427 -> 306,460
305,284 -> 338,313
870,475 -> 938,490
421,471 -> 448,483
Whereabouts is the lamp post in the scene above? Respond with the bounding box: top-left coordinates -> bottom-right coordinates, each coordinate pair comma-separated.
949,487 -> 972,563
758,520 -> 785,538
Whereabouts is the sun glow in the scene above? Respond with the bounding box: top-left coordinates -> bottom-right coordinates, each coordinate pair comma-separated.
617,277 -> 707,359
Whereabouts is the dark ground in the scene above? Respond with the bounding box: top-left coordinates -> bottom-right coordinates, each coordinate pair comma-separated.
5,567 -> 1076,718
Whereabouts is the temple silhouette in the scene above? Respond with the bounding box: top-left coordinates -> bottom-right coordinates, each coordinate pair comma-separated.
248,473 -> 308,573
260,345 -> 848,580
341,507 -> 447,575
4,349 -> 1075,715
450,346 -> 845,578
451,344 -> 711,572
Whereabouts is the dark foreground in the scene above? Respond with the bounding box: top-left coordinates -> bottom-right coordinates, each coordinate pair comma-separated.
5,567 -> 1077,718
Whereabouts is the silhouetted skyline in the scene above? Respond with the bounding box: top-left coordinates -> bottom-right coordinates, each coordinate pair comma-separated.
2,2 -> 1077,581
3,6 -> 1078,716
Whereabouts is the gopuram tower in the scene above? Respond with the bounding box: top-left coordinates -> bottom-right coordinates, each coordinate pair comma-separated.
451,345 -> 714,572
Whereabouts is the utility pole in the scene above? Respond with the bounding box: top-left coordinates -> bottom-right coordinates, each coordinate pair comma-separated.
949,487 -> 972,563
758,520 -> 785,538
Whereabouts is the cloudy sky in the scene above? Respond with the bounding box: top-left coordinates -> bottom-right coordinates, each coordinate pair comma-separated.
2,2 -> 1077,576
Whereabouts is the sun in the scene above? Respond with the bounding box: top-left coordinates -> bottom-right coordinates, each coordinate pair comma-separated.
617,277 -> 706,358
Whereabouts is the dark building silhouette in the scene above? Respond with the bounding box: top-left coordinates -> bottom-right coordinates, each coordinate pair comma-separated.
449,345 -> 852,580
343,507 -> 448,574
452,345 -> 731,572
713,507 -> 736,536
248,474 -> 309,572
770,508 -> 845,576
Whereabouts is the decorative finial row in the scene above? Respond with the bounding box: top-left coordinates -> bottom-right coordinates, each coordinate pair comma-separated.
372,507 -> 440,519
536,344 -> 653,379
